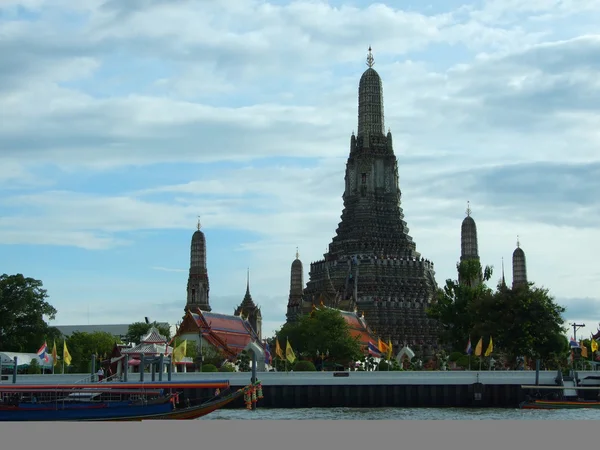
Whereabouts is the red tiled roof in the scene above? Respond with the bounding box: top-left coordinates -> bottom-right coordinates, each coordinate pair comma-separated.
183,308 -> 262,359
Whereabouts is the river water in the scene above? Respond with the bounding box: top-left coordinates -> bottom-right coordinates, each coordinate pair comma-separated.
201,407 -> 598,420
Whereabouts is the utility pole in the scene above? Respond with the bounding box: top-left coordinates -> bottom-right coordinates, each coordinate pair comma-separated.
571,323 -> 585,342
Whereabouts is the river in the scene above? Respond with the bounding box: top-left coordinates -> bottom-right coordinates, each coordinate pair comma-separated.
201,407 -> 598,420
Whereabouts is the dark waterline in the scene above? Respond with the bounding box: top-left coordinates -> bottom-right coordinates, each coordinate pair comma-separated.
200,407 -> 599,420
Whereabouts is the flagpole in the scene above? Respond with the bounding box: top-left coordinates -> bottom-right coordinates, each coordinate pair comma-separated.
62,339 -> 65,375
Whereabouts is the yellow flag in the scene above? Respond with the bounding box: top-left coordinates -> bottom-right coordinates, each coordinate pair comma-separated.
285,339 -> 296,364
484,336 -> 493,357
173,340 -> 187,362
580,342 -> 588,358
51,340 -> 58,367
591,339 -> 598,353
378,338 -> 389,355
474,337 -> 483,357
275,339 -> 284,359
387,339 -> 393,360
63,340 -> 72,366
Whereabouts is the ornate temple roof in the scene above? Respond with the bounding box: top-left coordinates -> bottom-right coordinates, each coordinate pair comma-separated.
140,326 -> 168,344
178,307 -> 263,359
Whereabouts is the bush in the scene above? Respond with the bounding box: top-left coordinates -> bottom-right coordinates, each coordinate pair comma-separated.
449,352 -> 463,362
202,364 -> 218,372
377,360 -> 391,371
293,360 -> 316,371
218,364 -> 235,372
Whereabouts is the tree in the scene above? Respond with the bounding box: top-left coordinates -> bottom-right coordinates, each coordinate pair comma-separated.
426,260 -> 494,351
66,331 -> 122,373
275,308 -> 363,368
479,284 -> 566,365
27,358 -> 42,374
0,273 -> 63,352
125,322 -> 171,344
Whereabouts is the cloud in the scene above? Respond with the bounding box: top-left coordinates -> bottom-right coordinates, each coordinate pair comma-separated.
2,0 -> 600,333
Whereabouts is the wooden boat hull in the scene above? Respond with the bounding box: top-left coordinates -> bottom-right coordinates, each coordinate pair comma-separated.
102,387 -> 247,421
0,382 -> 255,421
0,399 -> 174,421
520,400 -> 600,410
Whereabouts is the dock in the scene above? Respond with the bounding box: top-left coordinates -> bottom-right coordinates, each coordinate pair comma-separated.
3,370 -> 599,408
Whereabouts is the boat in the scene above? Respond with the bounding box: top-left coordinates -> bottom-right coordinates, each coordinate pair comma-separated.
519,383 -> 600,410
520,399 -> 600,410
0,380 -> 261,421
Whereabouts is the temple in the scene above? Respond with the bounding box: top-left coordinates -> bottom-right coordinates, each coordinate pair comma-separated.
176,307 -> 266,367
186,218 -> 210,311
458,202 -> 482,287
295,48 -> 440,354
233,269 -> 262,340
286,248 -> 304,322
512,236 -> 528,289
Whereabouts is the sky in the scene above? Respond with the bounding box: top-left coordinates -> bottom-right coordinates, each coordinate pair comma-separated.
1,0 -> 600,342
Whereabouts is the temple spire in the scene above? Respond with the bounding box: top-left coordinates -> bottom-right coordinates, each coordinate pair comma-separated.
357,46 -> 385,139
466,201 -> 471,217
246,267 -> 250,294
296,246 -> 299,260
516,235 -> 520,248
197,216 -> 201,230
366,46 -> 374,68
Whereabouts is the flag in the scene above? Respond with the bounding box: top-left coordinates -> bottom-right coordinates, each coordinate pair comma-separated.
569,337 -> 580,348
368,341 -> 382,358
580,341 -> 588,358
285,339 -> 296,364
263,341 -> 272,365
465,337 -> 472,355
387,339 -> 393,360
378,338 -> 389,356
484,336 -> 493,357
591,338 -> 599,353
275,339 -> 284,359
36,342 -> 49,362
172,340 -> 187,363
51,340 -> 58,367
474,337 -> 483,357
63,340 -> 72,366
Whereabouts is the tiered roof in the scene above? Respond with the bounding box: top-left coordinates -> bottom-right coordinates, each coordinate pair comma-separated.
178,307 -> 263,359
121,326 -> 173,357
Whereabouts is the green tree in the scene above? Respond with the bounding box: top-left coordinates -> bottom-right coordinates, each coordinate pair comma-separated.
125,321 -> 171,344
475,284 -> 566,365
275,308 -> 363,368
236,350 -> 251,372
27,357 -> 42,374
66,331 -> 122,373
0,274 -> 63,352
426,260 -> 494,351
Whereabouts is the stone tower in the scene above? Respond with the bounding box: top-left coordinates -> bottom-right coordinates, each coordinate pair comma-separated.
512,236 -> 528,289
186,218 -> 211,312
286,248 -> 304,322
458,202 -> 482,287
301,48 -> 439,353
234,269 -> 262,340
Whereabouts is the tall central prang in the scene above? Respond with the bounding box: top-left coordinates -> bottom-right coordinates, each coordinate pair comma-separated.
299,48 -> 439,354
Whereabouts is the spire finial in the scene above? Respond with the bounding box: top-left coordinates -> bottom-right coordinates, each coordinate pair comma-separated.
296,247 -> 299,260
246,267 -> 250,294
517,235 -> 520,248
197,216 -> 201,230
466,201 -> 471,217
366,46 -> 374,68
